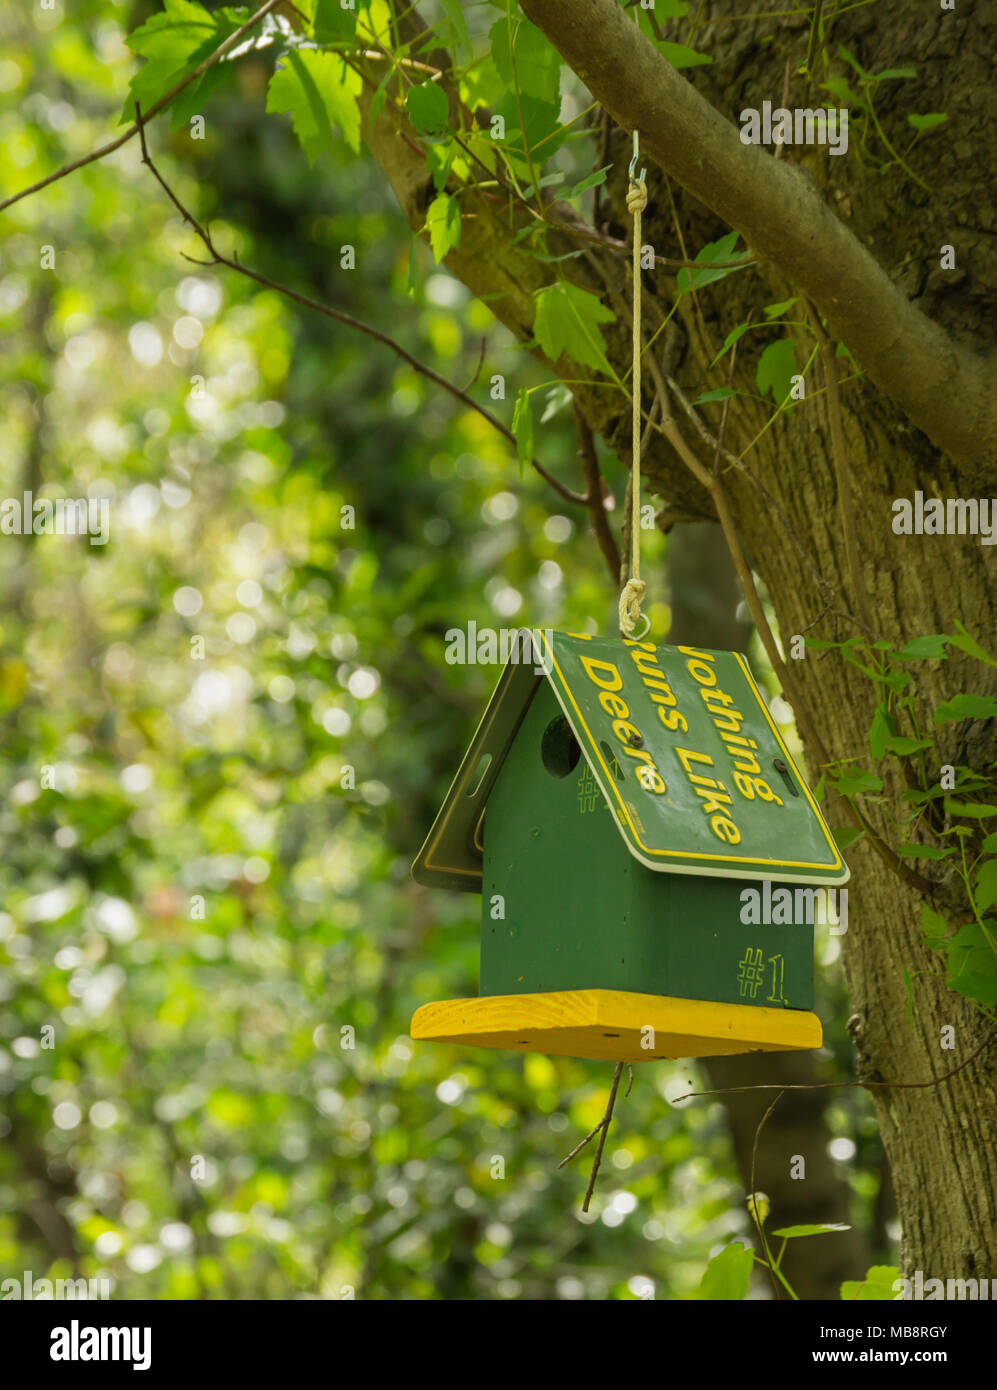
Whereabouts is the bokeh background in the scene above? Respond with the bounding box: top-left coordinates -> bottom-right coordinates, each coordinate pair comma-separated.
0,0 -> 893,1298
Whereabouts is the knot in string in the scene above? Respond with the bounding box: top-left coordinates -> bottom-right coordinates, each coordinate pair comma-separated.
625,179 -> 648,216
618,577 -> 648,639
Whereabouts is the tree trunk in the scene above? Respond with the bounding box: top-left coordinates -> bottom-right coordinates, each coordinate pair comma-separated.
668,523 -> 874,1299
368,0 -> 997,1280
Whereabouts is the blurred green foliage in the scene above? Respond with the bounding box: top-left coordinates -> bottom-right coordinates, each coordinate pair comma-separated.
0,0 -> 888,1299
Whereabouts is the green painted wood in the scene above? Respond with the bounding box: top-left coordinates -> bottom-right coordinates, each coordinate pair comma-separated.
480,681 -> 815,1009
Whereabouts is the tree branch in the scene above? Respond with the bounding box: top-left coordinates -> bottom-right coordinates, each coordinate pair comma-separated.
0,0 -> 284,215
133,109 -> 586,508
519,0 -> 997,472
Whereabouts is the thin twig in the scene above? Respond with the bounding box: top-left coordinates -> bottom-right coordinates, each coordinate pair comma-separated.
575,406 -> 621,583
665,369 -> 830,592
133,109 -> 586,507
710,302 -> 749,479
672,1027 -> 996,1103
774,60 -> 793,161
461,337 -> 487,393
662,174 -> 713,363
582,1062 -> 623,1212
749,1091 -> 786,1299
804,0 -> 827,76
558,1060 -> 625,1213
558,1118 -> 605,1167
0,0 -> 283,215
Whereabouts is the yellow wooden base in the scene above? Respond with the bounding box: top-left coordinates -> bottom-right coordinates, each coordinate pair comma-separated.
411,989 -> 822,1062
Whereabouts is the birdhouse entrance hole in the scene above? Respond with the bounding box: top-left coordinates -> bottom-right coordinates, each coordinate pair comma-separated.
540,715 -> 580,779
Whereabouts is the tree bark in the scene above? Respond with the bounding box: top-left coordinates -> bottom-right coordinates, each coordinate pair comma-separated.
668,522 -> 874,1300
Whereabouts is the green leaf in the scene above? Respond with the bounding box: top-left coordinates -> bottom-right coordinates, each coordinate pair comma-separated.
489,17 -> 561,104
944,798 -> 997,819
934,693 -> 997,724
821,74 -> 864,109
425,193 -> 461,262
868,705 -> 890,760
837,43 -> 870,80
405,237 -> 421,296
711,321 -> 751,366
833,826 -> 866,851
895,634 -> 949,661
266,50 -> 361,164
124,0 -> 244,131
945,921 -> 997,1005
886,735 -> 934,755
897,843 -> 953,860
771,1223 -> 851,1239
831,769 -> 883,797
982,832 -> 997,853
406,81 -> 449,136
438,0 -> 471,55
948,622 -> 996,667
313,0 -> 355,43
677,232 -> 743,295
562,165 -> 612,201
841,1266 -> 902,1301
756,339 -> 798,405
975,861 -> 997,913
512,388 -> 533,477
920,902 -> 948,940
533,281 -> 615,376
693,387 -> 736,405
426,139 -> 454,192
697,1242 -> 754,1300
907,112 -> 948,131
763,298 -> 798,320
656,41 -> 713,69
874,67 -> 917,81
491,92 -> 565,163
883,669 -> 912,696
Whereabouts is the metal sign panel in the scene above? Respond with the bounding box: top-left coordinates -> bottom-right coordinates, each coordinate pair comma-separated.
538,630 -> 848,884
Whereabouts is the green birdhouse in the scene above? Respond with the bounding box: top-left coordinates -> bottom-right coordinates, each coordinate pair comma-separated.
411,630 -> 848,1063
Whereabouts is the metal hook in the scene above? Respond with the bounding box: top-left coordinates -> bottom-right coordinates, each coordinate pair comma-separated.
628,130 -> 646,185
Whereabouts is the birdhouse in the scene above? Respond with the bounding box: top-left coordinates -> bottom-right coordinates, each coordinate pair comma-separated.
411,630 -> 848,1063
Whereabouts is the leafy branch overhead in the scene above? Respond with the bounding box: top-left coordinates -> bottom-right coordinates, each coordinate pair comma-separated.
106,0 -> 994,474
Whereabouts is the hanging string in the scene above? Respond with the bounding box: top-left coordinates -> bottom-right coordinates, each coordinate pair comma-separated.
618,130 -> 649,642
